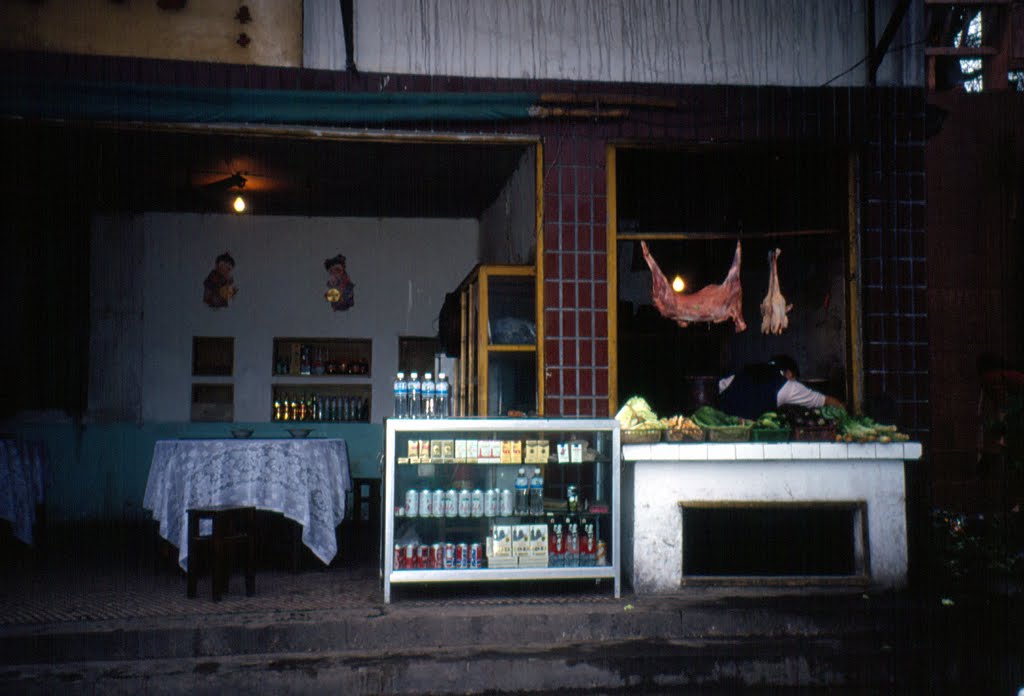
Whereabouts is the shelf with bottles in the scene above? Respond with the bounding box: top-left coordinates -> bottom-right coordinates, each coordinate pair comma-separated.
383,418 -> 619,602
271,383 -> 371,423
272,337 -> 371,377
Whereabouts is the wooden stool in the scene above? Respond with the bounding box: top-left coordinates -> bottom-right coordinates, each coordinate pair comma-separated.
186,505 -> 256,601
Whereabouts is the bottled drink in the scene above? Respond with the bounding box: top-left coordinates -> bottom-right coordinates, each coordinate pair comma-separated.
422,373 -> 436,418
565,517 -> 579,567
514,467 -> 529,516
529,466 -> 544,515
393,372 -> 408,418
408,372 -> 422,418
435,373 -> 451,418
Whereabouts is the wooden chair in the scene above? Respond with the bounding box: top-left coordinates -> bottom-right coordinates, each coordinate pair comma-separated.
186,505 -> 256,601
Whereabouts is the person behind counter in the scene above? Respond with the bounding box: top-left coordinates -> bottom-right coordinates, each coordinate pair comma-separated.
717,354 -> 845,420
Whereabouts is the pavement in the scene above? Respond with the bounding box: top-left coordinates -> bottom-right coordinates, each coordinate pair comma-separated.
1,523 -> 1022,695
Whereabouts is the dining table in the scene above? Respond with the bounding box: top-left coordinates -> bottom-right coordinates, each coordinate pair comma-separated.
0,437 -> 49,545
143,438 -> 351,570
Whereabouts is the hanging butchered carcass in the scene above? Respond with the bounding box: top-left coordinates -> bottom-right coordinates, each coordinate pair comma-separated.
760,247 -> 792,335
640,240 -> 746,333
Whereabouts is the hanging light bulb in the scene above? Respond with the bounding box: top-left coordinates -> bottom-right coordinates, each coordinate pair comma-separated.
672,275 -> 685,293
232,194 -> 246,213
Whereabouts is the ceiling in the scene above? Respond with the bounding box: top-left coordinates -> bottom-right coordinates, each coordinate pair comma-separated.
2,120 -> 531,219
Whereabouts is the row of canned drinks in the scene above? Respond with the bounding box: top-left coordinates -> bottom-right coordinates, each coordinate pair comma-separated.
394,541 -> 484,570
400,488 -> 515,518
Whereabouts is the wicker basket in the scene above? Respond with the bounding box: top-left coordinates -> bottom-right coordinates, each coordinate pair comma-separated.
792,424 -> 838,441
621,430 -> 663,444
749,426 -> 791,442
663,428 -> 705,442
704,425 -> 751,442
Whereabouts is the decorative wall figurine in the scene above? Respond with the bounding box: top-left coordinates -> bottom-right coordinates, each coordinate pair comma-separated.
324,253 -> 355,311
203,252 -> 238,308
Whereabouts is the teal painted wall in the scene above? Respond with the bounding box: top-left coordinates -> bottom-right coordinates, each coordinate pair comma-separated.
7,422 -> 383,522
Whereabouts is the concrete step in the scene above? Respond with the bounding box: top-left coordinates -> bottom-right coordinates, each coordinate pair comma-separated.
0,635 -> 905,695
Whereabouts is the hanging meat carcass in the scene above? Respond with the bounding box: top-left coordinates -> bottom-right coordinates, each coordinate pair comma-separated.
760,248 -> 792,335
640,240 -> 746,333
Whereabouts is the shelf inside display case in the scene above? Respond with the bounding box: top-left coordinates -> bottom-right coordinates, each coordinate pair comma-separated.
384,418 -> 620,603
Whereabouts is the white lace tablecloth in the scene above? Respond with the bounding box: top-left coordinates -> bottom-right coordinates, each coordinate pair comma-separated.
0,438 -> 48,545
144,439 -> 351,570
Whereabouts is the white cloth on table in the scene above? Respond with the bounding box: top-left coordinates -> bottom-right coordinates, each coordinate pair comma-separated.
143,438 -> 351,570
0,438 -> 48,545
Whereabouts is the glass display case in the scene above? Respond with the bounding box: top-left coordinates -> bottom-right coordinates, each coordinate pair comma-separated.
383,418 -> 620,603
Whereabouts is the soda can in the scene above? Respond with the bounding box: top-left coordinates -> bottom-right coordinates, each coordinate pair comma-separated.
483,488 -> 497,517
455,542 -> 468,569
458,489 -> 472,517
445,489 -> 458,517
431,542 -> 444,569
418,543 -> 431,569
596,540 -> 608,566
405,489 -> 419,518
394,544 -> 404,570
499,489 -> 514,516
432,489 -> 444,518
471,489 -> 484,517
419,489 -> 432,517
443,542 -> 456,569
469,542 -> 483,569
404,543 -> 418,569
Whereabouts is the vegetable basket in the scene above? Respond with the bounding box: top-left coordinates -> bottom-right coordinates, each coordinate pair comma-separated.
792,424 -> 837,441
749,426 -> 791,442
703,425 -> 752,442
621,429 -> 663,444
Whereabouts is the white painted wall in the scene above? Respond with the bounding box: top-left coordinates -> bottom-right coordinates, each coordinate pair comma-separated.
90,212 -> 479,423
304,0 -> 924,87
479,147 -> 536,265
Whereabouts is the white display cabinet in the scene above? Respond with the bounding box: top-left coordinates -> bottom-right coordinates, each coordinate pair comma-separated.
384,418 -> 620,603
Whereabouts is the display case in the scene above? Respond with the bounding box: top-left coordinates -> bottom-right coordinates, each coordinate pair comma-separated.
384,418 -> 620,603
455,266 -> 541,416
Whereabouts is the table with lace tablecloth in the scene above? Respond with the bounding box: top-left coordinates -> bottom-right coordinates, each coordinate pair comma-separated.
143,439 -> 351,570
0,438 -> 49,545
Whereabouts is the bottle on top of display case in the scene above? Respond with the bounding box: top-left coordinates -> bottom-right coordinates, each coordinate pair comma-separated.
393,372 -> 408,418
422,373 -> 435,418
408,372 -> 422,418
435,372 -> 451,418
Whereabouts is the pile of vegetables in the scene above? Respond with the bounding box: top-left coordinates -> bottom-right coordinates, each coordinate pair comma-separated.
614,396 -> 665,432
751,411 -> 788,431
820,405 -> 909,442
778,404 -> 832,429
659,414 -> 704,439
691,405 -> 743,428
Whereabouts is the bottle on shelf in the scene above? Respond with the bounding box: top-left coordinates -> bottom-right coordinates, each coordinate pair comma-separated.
422,373 -> 436,418
393,372 -> 408,418
408,372 -> 422,418
565,516 -> 580,567
529,466 -> 544,515
514,467 -> 529,515
435,372 -> 450,418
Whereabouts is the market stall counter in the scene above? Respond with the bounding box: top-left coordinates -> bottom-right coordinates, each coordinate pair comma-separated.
621,439 -> 923,593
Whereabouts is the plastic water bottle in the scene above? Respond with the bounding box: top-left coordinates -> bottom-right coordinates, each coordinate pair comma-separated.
393,372 -> 408,418
514,467 -> 529,516
408,372 -> 421,418
435,372 -> 451,418
422,372 -> 435,418
529,466 -> 544,515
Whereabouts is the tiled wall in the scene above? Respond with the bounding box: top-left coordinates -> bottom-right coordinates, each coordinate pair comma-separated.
5,53 -> 928,437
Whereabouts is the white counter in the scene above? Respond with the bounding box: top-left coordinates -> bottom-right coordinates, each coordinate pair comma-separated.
621,442 -> 923,593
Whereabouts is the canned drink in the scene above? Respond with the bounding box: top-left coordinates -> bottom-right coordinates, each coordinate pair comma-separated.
582,517 -> 596,565
483,488 -> 497,517
432,489 -> 444,518
394,544 -> 404,570
417,543 -> 431,569
419,489 -> 432,517
443,542 -> 456,569
404,543 -> 418,568
431,543 -> 444,569
445,489 -> 458,517
405,489 -> 419,518
471,489 -> 484,517
458,489 -> 472,517
499,489 -> 514,516
469,542 -> 483,569
455,542 -> 469,569
596,540 -> 608,566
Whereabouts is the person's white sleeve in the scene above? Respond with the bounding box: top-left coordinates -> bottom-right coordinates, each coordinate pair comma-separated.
718,375 -> 735,393
777,380 -> 826,408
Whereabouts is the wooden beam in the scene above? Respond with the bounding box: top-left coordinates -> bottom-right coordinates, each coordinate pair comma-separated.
925,46 -> 999,55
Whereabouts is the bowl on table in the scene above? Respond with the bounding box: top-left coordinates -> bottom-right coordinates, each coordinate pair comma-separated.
286,428 -> 313,439
230,429 -> 254,439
